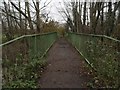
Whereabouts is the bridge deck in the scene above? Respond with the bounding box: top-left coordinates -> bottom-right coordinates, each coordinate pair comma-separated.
39,38 -> 94,88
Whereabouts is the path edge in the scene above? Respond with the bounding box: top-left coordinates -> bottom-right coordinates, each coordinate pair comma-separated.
40,38 -> 58,59
66,38 -> 97,72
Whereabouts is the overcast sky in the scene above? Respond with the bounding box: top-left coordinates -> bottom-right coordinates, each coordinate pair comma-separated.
0,0 -> 119,24
0,0 -> 67,23
41,0 -> 66,23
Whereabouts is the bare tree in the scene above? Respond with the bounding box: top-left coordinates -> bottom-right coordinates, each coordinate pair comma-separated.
83,2 -> 86,25
3,2 -> 13,40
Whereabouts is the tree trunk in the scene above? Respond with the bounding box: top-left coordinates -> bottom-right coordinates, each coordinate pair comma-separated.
36,1 -> 40,33
83,2 -> 86,25
4,2 -> 13,40
101,3 -> 104,34
26,2 -> 33,31
106,2 -> 112,36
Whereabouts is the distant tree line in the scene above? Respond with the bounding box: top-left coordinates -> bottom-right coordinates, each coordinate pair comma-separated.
60,1 -> 120,39
1,0 -> 64,42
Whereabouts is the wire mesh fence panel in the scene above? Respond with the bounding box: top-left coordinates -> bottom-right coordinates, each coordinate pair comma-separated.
1,32 -> 58,87
26,32 -> 58,59
67,32 -> 120,87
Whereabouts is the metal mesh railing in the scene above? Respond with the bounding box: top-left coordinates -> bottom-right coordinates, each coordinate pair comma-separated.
1,32 -> 58,86
67,32 -> 120,87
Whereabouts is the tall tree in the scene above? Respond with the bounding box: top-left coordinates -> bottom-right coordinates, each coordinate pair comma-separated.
25,1 -> 34,30
3,2 -> 13,40
106,2 -> 112,36
83,2 -> 86,25
32,0 -> 41,33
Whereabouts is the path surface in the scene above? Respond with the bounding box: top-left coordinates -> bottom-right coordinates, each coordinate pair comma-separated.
39,38 -> 93,88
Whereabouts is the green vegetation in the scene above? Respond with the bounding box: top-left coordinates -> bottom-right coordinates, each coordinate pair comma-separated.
67,32 -> 120,88
3,56 -> 47,88
1,0 -> 120,88
2,32 -> 58,88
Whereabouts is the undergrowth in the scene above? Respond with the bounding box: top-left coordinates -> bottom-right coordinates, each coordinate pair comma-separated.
68,34 -> 119,88
2,55 -> 47,88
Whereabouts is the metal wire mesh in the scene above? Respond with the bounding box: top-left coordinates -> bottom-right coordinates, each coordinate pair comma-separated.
67,32 -> 120,87
2,32 -> 58,85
